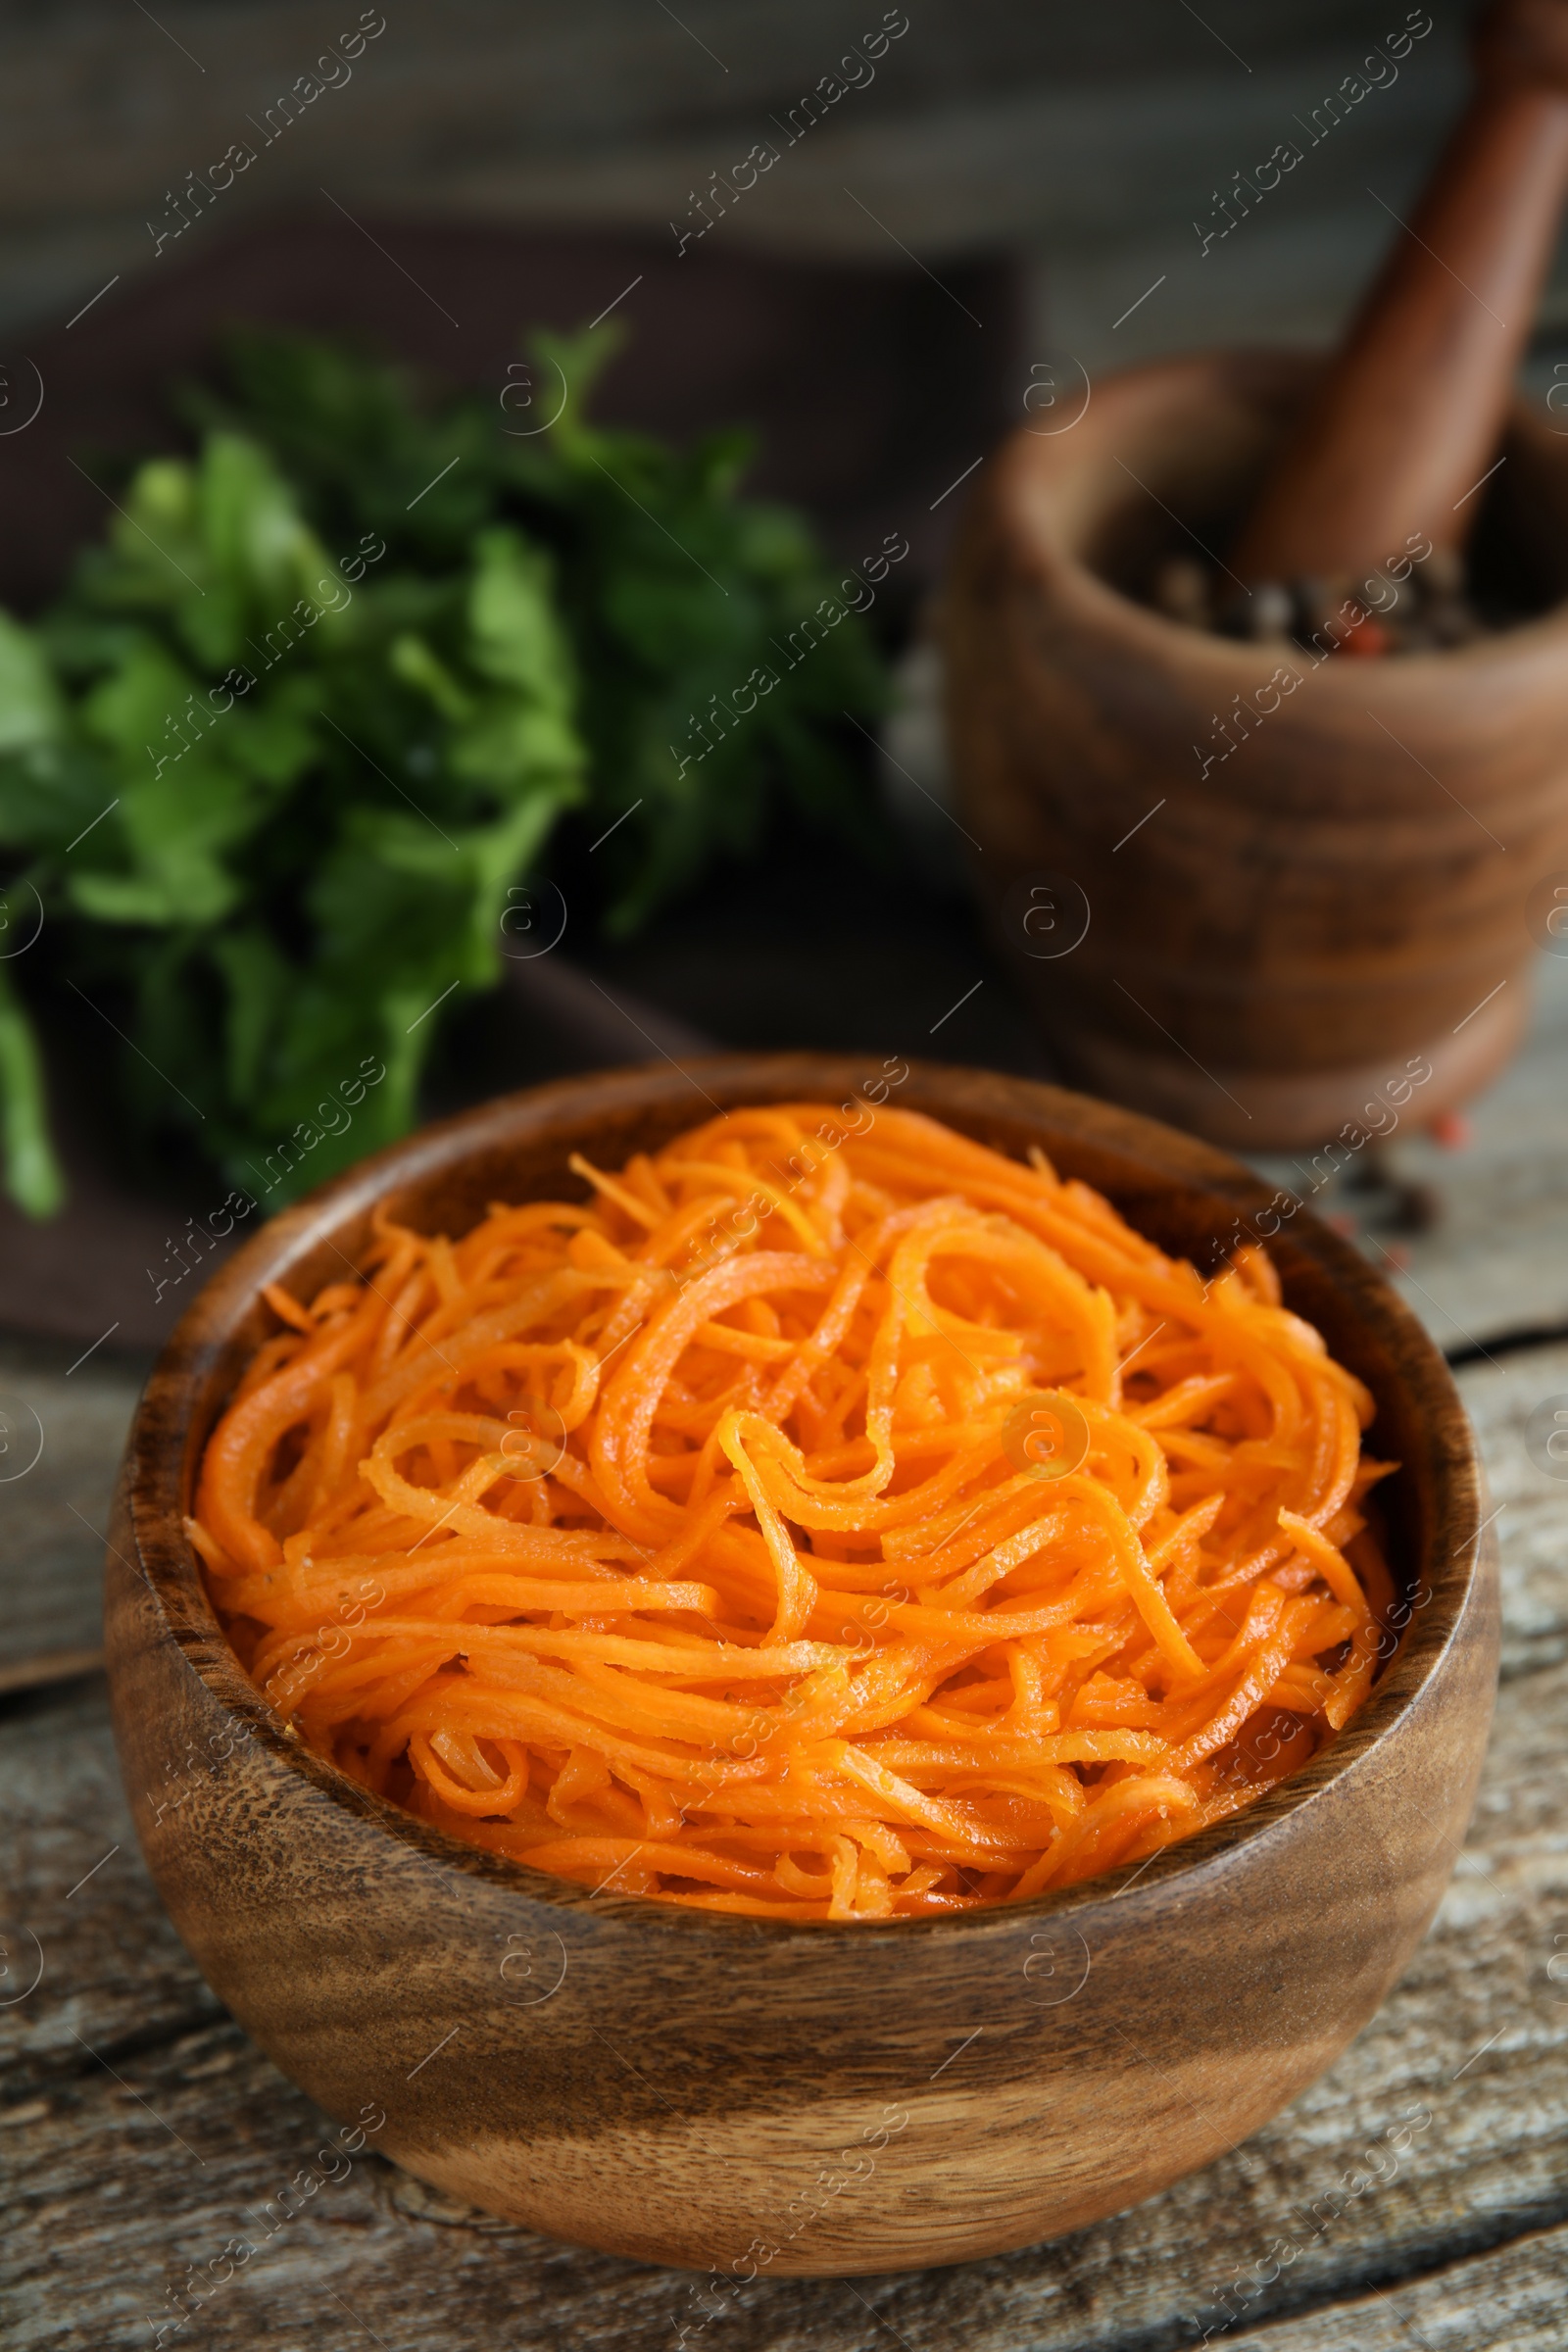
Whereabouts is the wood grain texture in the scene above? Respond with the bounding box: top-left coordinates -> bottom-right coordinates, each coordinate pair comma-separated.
0,0 -> 1464,354
1214,2228 -> 1568,2352
1440,1342 -> 1568,1683
99,1058 -> 1497,2274
0,1338 -> 144,1678
5,1590 -> 1560,2348
945,358 -> 1568,1149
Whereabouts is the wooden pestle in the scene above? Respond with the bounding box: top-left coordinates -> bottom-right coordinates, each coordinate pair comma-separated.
1232,0 -> 1568,587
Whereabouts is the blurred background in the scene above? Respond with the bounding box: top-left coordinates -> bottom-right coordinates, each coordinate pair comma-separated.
3,0 -> 1566,1350
0,1 -> 1514,368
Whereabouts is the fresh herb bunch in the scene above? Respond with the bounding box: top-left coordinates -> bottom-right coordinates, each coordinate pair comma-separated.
0,323 -> 887,1215
195,324 -> 891,928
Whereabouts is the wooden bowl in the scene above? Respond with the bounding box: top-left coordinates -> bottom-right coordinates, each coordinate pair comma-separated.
104,1055 -> 1498,2275
944,348 -> 1568,1148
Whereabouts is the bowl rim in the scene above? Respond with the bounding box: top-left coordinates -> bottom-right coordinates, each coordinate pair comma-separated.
984,348 -> 1568,690
116,1052 -> 1489,1946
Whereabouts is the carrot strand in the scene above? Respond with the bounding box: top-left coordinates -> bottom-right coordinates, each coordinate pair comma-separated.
194,1103 -> 1396,1918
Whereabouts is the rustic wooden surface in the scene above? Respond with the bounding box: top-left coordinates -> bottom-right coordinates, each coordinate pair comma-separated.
0,1336 -> 143,1688
3,993 -> 1568,2345
0,0 -> 1473,368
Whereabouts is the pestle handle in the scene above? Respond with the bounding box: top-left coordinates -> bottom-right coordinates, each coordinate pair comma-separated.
1231,0 -> 1568,586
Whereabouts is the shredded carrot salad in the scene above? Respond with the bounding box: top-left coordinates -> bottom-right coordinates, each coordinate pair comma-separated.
192,1102 -> 1396,1919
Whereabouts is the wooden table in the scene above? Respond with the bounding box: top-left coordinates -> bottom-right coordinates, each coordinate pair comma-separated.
5,958 -> 1568,2352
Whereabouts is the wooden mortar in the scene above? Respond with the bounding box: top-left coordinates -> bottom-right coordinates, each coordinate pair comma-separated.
944,353 -> 1568,1149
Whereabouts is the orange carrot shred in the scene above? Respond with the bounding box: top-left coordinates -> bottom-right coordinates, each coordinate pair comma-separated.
194,1103 -> 1396,1918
